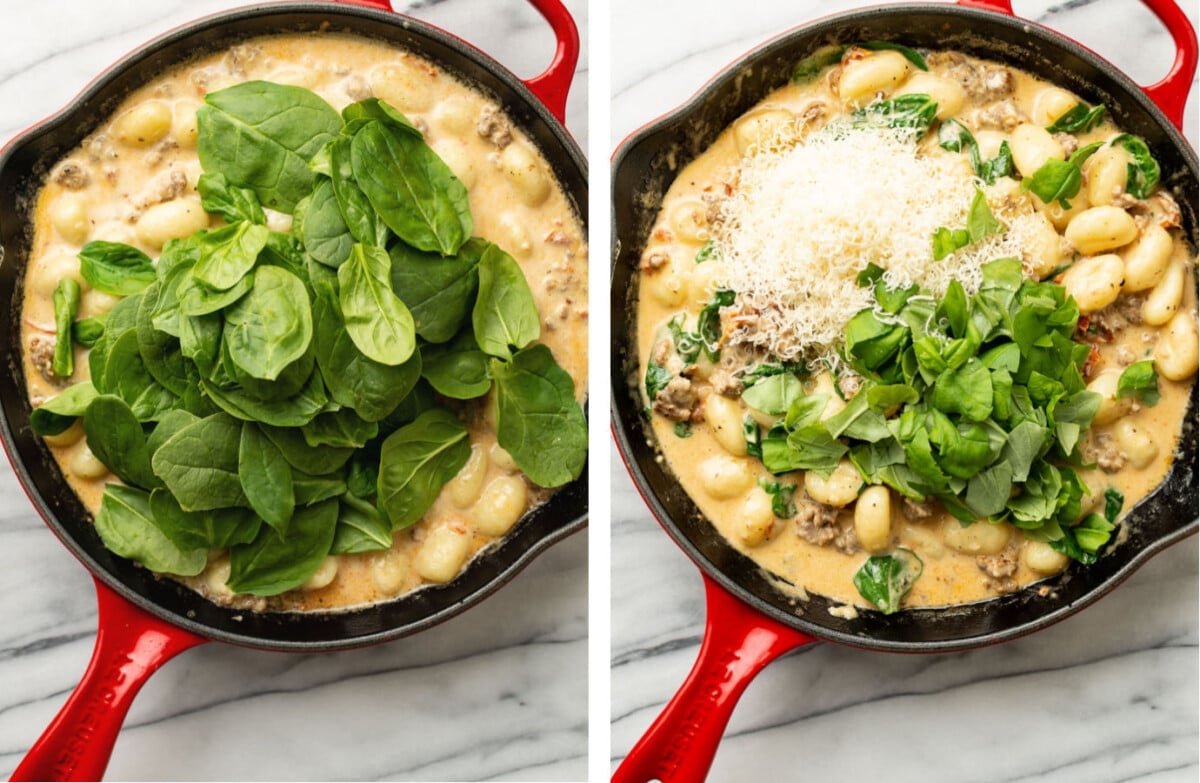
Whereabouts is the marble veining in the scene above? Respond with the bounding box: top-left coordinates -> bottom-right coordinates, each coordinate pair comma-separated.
0,1 -> 587,781
610,1 -> 1198,781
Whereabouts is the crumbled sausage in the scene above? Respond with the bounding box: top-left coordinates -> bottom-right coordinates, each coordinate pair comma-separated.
1054,132 -> 1079,156
641,251 -> 669,273
708,368 -> 742,397
28,336 -> 60,385
1121,190 -> 1183,230
794,491 -> 840,546
52,161 -> 90,190
978,550 -> 1018,593
652,376 -> 698,422
837,371 -> 862,400
477,105 -> 512,149
902,497 -> 935,521
1085,432 -> 1127,473
972,98 -> 1024,131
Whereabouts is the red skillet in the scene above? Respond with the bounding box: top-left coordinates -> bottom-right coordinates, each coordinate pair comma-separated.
610,1 -> 1198,780
0,1 -> 585,779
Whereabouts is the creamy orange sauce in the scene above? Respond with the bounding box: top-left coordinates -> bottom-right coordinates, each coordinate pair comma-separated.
22,32 -> 587,612
637,48 -> 1197,611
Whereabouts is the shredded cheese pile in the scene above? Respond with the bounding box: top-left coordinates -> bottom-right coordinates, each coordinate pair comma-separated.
714,125 -> 1042,365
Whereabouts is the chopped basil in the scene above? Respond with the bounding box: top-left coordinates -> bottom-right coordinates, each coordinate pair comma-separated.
758,478 -> 797,519
853,548 -> 923,614
932,188 -> 1005,260
1116,360 -> 1160,406
853,94 -> 938,137
694,240 -> 720,264
936,119 -> 1012,184
1045,102 -> 1106,134
1111,134 -> 1160,199
792,45 -> 847,85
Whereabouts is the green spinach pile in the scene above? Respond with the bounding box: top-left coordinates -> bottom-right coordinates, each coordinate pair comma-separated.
33,81 -> 587,597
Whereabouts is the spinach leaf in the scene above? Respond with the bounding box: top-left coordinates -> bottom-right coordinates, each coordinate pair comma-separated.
152,412 -> 248,511
860,41 -> 928,70
1045,102 -> 1106,134
325,135 -> 389,247
202,370 -> 327,428
644,362 -> 672,403
853,94 -> 938,137
149,489 -> 261,550
31,381 -> 97,436
83,395 -> 161,490
146,408 -> 200,456
390,237 -> 484,343
136,282 -> 190,396
341,97 -> 420,136
94,485 -> 207,577
301,408 -> 379,449
472,241 -> 540,359
792,45 -> 847,84
1116,360 -> 1160,406
295,179 -> 354,268
72,315 -> 106,348
1049,511 -> 1114,564
293,471 -> 349,506
694,240 -> 720,264
198,81 -> 342,212
227,498 -> 338,596
224,265 -> 314,380
259,423 -> 354,476
692,288 -> 736,361
239,422 -> 295,532
338,243 -> 416,366
421,329 -> 492,400
741,373 -> 804,416
377,409 -> 471,529
346,448 -> 380,499
331,494 -> 393,554
852,548 -> 923,614
931,188 -> 1005,260
78,241 -> 156,296
1021,142 -> 1103,209
1112,134 -> 1160,198
197,172 -> 266,224
103,329 -> 178,422
52,278 -> 80,377
88,282 -> 141,392
178,269 -> 254,316
491,344 -> 587,488
758,479 -> 797,519
192,221 -> 271,292
350,119 -> 473,255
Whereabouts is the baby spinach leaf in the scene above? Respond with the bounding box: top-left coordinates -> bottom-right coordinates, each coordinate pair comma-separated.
224,265 -> 313,381
202,370 -> 327,428
491,344 -> 587,488
852,548 -> 923,614
78,241 -> 156,296
390,237 -> 484,343
312,286 -> 420,422
198,172 -> 266,224
302,408 -> 379,449
853,94 -> 938,137
696,289 -> 737,361
326,135 -> 389,247
1112,134 -> 1160,198
149,489 -> 261,550
341,98 -> 420,136
259,423 -> 354,476
72,315 -> 106,348
1116,360 -> 1160,406
239,422 -> 295,533
52,278 -> 81,377
338,243 -> 416,366
860,41 -> 928,70
472,241 -> 542,359
152,412 -> 248,511
421,329 -> 492,400
331,494 -> 393,555
178,271 -> 254,316
350,119 -> 473,255
345,447 -> 380,498
931,189 -> 1005,260
94,484 -> 207,577
792,44 -> 847,84
31,381 -> 97,436
227,498 -> 338,596
694,240 -> 720,264
644,362 -> 672,403
741,373 -> 804,416
146,408 -> 200,456
192,222 -> 271,292
293,471 -> 349,506
295,179 -> 354,268
136,283 -> 189,396
83,394 -> 161,490
758,478 -> 797,519
1045,102 -> 1106,134
198,81 -> 342,212
104,329 -> 178,422
377,409 -> 470,529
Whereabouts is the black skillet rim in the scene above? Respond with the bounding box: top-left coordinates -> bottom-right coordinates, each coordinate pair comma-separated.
610,2 -> 1198,653
0,1 -> 588,652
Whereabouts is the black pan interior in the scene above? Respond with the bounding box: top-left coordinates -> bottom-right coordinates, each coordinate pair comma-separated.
611,3 -> 1198,652
0,2 -> 587,651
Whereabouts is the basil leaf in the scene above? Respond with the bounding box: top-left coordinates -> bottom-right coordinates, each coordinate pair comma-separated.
228,498 -> 338,595
1045,102 -> 1106,133
1112,134 -> 1160,198
338,243 -> 416,366
198,81 -> 342,212
852,548 -> 923,614
492,344 -> 588,488
472,241 -> 540,359
78,241 -> 156,296
377,409 -> 471,529
1116,359 -> 1160,406
52,278 -> 81,377
152,412 -> 248,511
197,172 -> 266,224
225,265 -> 314,380
1022,158 -> 1082,208
238,422 -> 295,532
350,119 -> 473,255
94,485 -> 207,577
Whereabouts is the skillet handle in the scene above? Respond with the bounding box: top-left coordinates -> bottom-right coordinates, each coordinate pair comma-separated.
328,0 -> 579,124
957,0 -> 1197,130
10,579 -> 206,782
612,575 -> 817,783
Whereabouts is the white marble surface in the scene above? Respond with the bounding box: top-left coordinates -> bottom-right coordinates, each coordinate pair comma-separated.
610,1 -> 1199,781
0,1 -> 588,781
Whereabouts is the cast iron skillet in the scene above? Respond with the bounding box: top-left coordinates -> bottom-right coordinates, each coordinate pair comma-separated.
611,0 -> 1197,780
0,0 -> 586,779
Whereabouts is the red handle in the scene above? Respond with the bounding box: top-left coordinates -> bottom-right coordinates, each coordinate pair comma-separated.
958,0 -> 1197,130
331,0 -> 579,123
10,580 -> 206,782
612,575 -> 817,783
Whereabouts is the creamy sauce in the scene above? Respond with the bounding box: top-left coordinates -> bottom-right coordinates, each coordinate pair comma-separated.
637,48 -> 1197,610
21,32 -> 587,612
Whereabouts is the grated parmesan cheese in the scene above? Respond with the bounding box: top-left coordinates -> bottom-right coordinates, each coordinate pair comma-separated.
713,124 -> 1043,365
